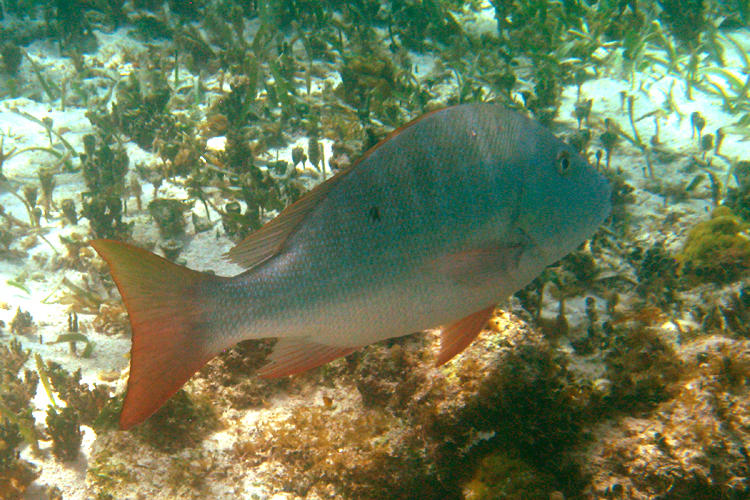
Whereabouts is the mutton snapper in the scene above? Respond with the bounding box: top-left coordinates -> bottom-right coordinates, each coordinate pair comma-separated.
92,103 -> 611,429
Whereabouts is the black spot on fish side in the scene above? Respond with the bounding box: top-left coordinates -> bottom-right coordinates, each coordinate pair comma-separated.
368,206 -> 380,222
557,150 -> 571,176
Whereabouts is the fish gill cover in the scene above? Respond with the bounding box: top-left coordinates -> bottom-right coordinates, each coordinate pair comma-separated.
0,1 -> 748,499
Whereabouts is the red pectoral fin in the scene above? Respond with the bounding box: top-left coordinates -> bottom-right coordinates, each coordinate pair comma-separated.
432,242 -> 526,286
437,305 -> 495,365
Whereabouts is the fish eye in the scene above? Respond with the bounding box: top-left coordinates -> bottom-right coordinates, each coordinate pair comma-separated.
557,150 -> 571,176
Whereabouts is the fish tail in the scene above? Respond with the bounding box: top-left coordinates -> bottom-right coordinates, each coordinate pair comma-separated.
91,239 -> 224,430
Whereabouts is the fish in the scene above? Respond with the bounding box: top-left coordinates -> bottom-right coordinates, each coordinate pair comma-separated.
91,103 -> 611,429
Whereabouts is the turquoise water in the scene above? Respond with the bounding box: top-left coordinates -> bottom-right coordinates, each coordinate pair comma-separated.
1,1 -> 749,498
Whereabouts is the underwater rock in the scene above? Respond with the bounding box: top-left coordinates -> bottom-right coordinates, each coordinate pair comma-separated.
5,0 -> 750,497
217,313 -> 587,498
579,335 -> 750,499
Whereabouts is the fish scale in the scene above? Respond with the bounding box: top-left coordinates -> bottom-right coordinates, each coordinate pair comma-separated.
91,103 -> 611,429
216,110 -> 521,344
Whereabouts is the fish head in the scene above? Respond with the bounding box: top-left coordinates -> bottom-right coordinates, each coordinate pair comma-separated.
510,117 -> 611,267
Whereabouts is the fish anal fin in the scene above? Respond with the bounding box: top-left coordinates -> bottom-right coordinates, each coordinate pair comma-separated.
258,338 -> 357,378
437,305 -> 495,365
225,168 -> 351,269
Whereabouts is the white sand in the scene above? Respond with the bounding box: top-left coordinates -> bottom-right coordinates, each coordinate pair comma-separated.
1,3 -> 748,497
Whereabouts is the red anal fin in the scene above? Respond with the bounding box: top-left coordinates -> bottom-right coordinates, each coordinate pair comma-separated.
437,305 -> 496,365
258,338 -> 356,378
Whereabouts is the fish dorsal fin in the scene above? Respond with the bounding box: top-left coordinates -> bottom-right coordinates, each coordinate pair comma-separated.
257,338 -> 357,378
226,106 -> 454,269
225,168 -> 350,269
437,305 -> 495,365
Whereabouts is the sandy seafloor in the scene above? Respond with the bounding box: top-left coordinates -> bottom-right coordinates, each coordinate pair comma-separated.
0,2 -> 749,499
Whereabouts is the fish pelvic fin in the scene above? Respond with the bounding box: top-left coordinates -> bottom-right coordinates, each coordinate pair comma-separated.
437,305 -> 495,365
91,239 -> 225,430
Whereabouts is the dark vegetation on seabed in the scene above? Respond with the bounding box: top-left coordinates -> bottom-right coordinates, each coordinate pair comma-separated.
0,0 -> 749,498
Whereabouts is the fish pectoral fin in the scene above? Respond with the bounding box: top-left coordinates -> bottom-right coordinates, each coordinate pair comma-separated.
257,338 -> 357,378
433,241 -> 526,286
437,305 -> 495,365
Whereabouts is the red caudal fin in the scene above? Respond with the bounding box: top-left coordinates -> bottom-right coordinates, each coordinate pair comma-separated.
91,239 -> 225,430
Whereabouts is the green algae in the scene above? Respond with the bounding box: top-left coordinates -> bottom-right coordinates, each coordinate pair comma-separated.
463,449 -> 556,500
45,406 -> 82,462
0,339 -> 39,497
679,206 -> 750,283
134,389 -> 218,452
148,198 -> 188,239
45,361 -> 111,426
603,326 -> 683,412
86,443 -> 134,496
79,133 -> 131,240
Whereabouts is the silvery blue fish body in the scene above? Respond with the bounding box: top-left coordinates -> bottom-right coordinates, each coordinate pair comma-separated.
92,103 -> 611,429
